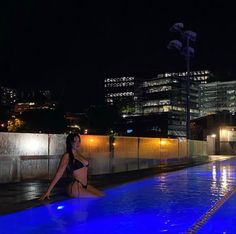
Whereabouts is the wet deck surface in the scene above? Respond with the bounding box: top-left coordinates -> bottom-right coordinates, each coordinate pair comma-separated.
0,156 -> 228,216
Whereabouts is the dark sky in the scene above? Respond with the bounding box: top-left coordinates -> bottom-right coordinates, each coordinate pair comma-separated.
1,1 -> 236,111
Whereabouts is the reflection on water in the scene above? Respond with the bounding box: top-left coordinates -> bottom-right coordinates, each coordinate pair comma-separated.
221,166 -> 228,191
210,162 -> 235,200
156,174 -> 170,193
210,165 -> 218,200
212,165 -> 216,182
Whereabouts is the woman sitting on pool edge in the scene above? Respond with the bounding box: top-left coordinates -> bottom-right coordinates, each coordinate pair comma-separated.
39,133 -> 104,200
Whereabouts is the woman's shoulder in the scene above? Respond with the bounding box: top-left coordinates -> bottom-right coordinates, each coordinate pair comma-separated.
62,152 -> 70,158
58,152 -> 70,166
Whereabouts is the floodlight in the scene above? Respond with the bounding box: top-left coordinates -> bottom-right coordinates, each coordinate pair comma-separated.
183,30 -> 197,42
167,22 -> 197,140
181,47 -> 195,58
169,22 -> 184,33
167,40 -> 183,50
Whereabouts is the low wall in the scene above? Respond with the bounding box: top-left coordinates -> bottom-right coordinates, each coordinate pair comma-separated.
0,133 -> 207,183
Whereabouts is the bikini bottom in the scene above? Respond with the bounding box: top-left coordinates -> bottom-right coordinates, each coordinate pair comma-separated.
71,178 -> 88,189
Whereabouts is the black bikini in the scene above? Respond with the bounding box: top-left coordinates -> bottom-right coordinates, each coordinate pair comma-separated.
68,154 -> 89,190
72,158 -> 89,171
72,178 -> 88,189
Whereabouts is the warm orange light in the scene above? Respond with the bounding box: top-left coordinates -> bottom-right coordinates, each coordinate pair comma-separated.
160,140 -> 166,145
220,129 -> 229,141
89,138 -> 94,143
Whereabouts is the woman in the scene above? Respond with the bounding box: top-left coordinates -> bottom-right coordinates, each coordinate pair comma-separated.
40,133 -> 104,200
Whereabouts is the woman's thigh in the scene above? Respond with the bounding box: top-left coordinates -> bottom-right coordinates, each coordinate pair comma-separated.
67,182 -> 104,198
87,185 -> 104,197
67,182 -> 80,197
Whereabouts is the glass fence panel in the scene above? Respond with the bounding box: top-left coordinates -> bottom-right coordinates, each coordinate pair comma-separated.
0,132 -> 48,156
49,134 -> 66,155
0,156 -> 18,183
20,156 -> 49,180
189,140 -> 208,157
179,139 -> 188,158
165,138 -> 179,160
0,132 -> 208,182
48,134 -> 67,178
80,135 -> 110,175
113,137 -> 139,172
202,141 -> 207,156
139,137 -> 160,168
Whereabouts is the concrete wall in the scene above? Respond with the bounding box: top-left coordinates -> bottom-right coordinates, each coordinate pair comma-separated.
0,133 -> 207,183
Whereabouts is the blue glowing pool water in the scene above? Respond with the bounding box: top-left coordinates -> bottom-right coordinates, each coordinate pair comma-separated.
1,157 -> 236,234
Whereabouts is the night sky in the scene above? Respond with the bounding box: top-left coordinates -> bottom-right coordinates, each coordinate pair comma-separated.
1,1 -> 236,112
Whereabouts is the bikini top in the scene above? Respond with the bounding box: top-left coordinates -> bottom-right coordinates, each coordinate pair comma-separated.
68,152 -> 89,172
72,158 -> 89,171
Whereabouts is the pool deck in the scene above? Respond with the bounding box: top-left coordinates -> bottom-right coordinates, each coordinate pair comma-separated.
0,155 -> 229,216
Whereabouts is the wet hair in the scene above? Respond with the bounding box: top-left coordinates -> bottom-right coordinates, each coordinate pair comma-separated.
66,133 -> 81,155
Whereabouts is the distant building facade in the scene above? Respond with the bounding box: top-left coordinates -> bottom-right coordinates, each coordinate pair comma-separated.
191,112 -> 236,154
13,102 -> 57,113
104,76 -> 136,114
105,70 -> 211,138
17,88 -> 53,102
13,88 -> 56,113
199,80 -> 236,116
0,86 -> 18,106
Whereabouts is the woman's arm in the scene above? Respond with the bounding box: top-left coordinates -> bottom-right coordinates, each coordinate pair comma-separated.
39,153 -> 69,200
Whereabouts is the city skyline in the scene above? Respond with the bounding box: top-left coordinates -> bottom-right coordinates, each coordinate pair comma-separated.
1,1 -> 235,111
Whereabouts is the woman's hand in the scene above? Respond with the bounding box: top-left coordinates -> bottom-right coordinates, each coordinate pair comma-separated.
39,191 -> 51,201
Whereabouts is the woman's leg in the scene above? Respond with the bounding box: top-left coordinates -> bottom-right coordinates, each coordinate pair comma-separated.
86,185 -> 104,197
67,181 -> 95,198
67,181 -> 80,197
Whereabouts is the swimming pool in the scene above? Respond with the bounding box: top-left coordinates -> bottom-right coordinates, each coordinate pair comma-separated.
1,157 -> 236,233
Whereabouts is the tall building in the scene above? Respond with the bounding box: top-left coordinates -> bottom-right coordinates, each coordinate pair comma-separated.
17,89 -> 53,103
0,86 -> 18,106
0,86 -> 57,114
139,74 -> 199,137
105,70 -> 210,138
13,89 -> 56,113
199,80 -> 236,117
104,76 -> 136,114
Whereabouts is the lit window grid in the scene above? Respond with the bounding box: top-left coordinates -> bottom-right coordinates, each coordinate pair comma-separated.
104,82 -> 134,88
104,77 -> 134,83
106,92 -> 134,97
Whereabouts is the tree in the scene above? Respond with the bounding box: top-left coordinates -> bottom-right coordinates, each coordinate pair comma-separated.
19,109 -> 67,133
0,106 -> 11,132
7,118 -> 25,132
85,104 -> 122,134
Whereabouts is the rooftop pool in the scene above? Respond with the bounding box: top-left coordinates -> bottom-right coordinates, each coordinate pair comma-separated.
1,157 -> 236,233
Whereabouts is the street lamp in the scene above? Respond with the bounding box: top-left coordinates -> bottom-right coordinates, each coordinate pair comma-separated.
167,22 -> 197,139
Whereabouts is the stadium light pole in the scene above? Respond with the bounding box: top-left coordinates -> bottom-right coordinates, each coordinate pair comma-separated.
167,22 -> 197,139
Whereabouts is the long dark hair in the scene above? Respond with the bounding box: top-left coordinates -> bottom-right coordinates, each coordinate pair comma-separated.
66,133 -> 81,155
66,133 -> 81,175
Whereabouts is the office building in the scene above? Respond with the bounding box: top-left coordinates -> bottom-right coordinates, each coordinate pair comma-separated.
104,76 -> 137,115
105,70 -> 210,138
0,86 -> 18,106
199,80 -> 236,117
